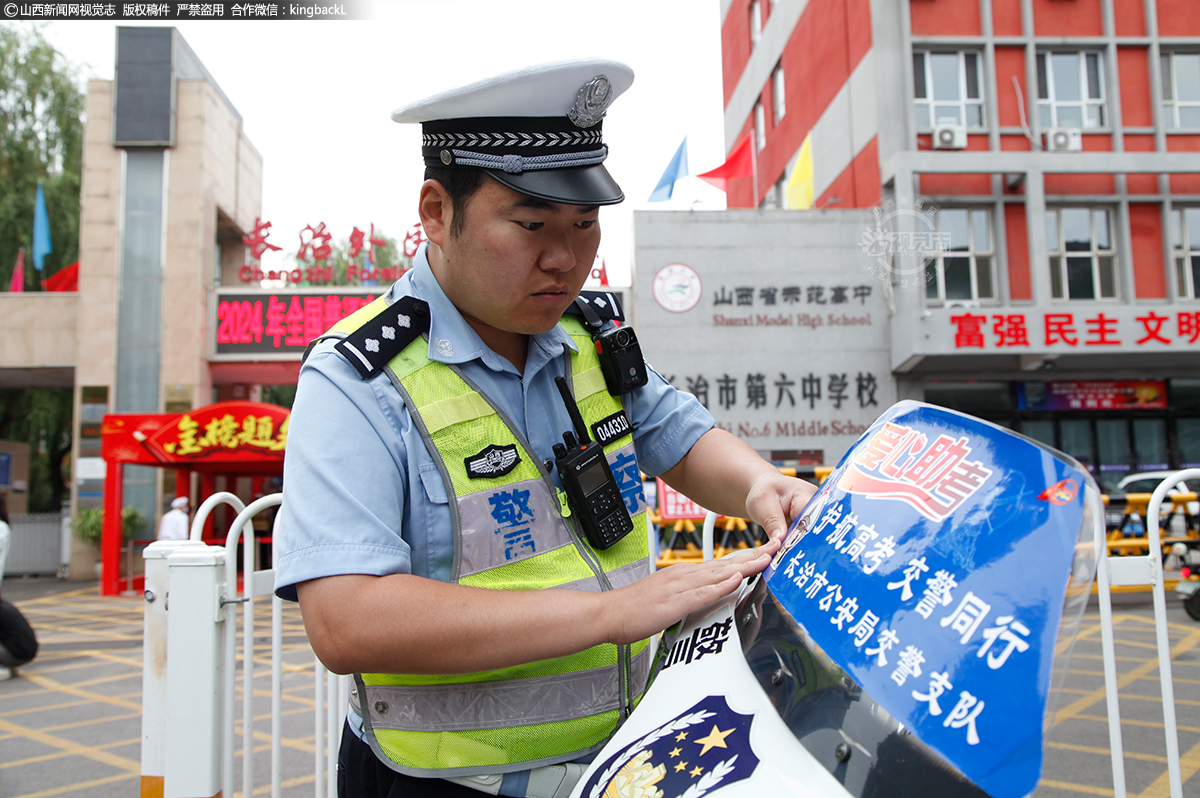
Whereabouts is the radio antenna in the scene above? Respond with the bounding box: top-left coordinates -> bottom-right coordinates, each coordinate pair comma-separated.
555,376 -> 591,443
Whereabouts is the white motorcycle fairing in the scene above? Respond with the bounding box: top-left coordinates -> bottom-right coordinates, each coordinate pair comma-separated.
570,584 -> 857,798
571,402 -> 1099,798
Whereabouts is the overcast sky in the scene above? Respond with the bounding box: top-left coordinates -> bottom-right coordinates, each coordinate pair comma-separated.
26,1 -> 732,286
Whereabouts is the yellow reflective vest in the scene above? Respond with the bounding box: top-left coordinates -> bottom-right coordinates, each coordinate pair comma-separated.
327,298 -> 652,777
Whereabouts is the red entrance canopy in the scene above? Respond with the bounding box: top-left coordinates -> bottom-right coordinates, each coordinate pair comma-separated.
99,401 -> 290,595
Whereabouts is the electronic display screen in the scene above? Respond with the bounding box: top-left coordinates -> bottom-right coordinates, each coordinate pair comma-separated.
214,292 -> 378,355
577,459 -> 610,496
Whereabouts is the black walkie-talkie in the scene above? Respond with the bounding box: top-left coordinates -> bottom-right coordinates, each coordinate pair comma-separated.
552,376 -> 633,550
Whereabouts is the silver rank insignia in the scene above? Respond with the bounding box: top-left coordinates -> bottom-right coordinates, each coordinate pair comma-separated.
567,74 -> 613,128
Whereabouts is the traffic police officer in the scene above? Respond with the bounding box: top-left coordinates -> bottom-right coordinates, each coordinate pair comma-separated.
275,59 -> 816,798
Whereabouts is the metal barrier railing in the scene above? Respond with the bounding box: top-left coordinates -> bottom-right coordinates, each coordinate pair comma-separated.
1093,471 -> 1191,798
140,491 -> 345,798
142,475 -> 1186,798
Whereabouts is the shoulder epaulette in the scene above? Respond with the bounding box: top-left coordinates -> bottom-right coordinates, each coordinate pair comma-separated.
564,290 -> 625,324
334,296 -> 431,379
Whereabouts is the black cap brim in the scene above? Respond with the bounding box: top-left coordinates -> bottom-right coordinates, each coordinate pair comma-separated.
485,162 -> 624,206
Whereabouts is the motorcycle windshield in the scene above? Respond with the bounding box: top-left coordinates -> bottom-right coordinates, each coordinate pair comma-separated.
739,401 -> 1100,798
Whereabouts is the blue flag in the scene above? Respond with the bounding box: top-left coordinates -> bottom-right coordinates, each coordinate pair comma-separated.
32,182 -> 52,272
647,137 -> 688,202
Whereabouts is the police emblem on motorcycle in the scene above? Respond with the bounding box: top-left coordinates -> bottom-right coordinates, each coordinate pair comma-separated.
465,444 -> 521,479
580,695 -> 758,798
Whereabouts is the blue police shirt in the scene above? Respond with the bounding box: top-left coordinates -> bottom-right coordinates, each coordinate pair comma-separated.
275,245 -> 715,600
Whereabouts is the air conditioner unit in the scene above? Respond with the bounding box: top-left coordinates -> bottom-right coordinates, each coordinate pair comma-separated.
945,300 -> 982,310
933,123 -> 967,150
1045,128 -> 1083,152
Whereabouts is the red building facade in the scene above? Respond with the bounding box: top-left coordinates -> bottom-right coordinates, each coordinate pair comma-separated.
719,0 -> 1200,486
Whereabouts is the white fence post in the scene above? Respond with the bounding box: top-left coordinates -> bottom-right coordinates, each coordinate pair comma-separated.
140,539 -> 196,798
142,490 -> 349,797
163,542 -> 227,798
221,493 -> 283,798
315,658 -> 327,798
272,511 -> 283,798
1095,470 -> 1192,798
59,505 -> 72,577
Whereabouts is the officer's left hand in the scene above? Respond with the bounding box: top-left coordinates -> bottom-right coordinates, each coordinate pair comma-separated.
745,472 -> 817,543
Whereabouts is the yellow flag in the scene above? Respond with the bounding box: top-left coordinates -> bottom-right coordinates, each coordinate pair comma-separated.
786,134 -> 814,210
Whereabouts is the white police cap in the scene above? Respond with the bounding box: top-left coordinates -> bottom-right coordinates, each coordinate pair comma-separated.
392,59 -> 634,206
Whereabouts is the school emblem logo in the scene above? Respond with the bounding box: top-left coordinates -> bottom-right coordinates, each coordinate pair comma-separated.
652,263 -> 703,314
837,421 -> 995,521
465,444 -> 520,479
580,695 -> 758,798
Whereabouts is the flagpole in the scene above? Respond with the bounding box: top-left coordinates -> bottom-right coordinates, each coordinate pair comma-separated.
751,126 -> 759,210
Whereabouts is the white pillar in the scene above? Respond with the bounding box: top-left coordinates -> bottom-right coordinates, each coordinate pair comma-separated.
164,543 -> 226,798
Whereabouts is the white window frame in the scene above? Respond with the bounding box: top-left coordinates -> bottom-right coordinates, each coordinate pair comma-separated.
1171,207 -> 1200,298
750,0 -> 762,46
1037,51 -> 1107,130
1047,207 -> 1118,300
772,63 -> 786,124
1161,52 -> 1200,130
912,50 -> 986,131
754,101 -> 766,151
923,208 -> 996,304
776,174 -> 787,209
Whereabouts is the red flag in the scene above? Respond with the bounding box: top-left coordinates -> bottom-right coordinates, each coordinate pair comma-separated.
591,258 -> 610,286
41,260 -> 78,292
8,248 -> 25,293
697,132 -> 755,191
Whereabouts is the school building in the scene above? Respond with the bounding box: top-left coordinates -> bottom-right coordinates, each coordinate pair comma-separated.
0,27 -> 377,580
717,0 -> 1200,487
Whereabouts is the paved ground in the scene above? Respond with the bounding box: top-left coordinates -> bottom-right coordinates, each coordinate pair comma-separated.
0,576 -> 1197,798
0,577 -> 327,798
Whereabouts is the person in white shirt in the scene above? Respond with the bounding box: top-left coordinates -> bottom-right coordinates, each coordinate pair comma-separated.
157,496 -> 190,541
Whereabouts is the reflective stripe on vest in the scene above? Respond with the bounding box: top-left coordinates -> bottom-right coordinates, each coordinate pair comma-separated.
328,303 -> 652,778
357,645 -> 653,733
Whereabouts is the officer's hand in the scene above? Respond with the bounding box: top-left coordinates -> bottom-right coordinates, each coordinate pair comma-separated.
745,473 -> 817,543
602,543 -> 778,646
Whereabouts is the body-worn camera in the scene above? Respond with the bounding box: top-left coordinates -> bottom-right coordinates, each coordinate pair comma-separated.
595,326 -> 648,396
571,295 -> 648,396
552,376 -> 633,550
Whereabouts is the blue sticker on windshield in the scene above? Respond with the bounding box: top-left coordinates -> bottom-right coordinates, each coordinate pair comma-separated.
765,401 -> 1085,798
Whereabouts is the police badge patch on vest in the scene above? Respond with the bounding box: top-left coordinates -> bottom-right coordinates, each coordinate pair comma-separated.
591,410 -> 632,447
465,443 -> 521,479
